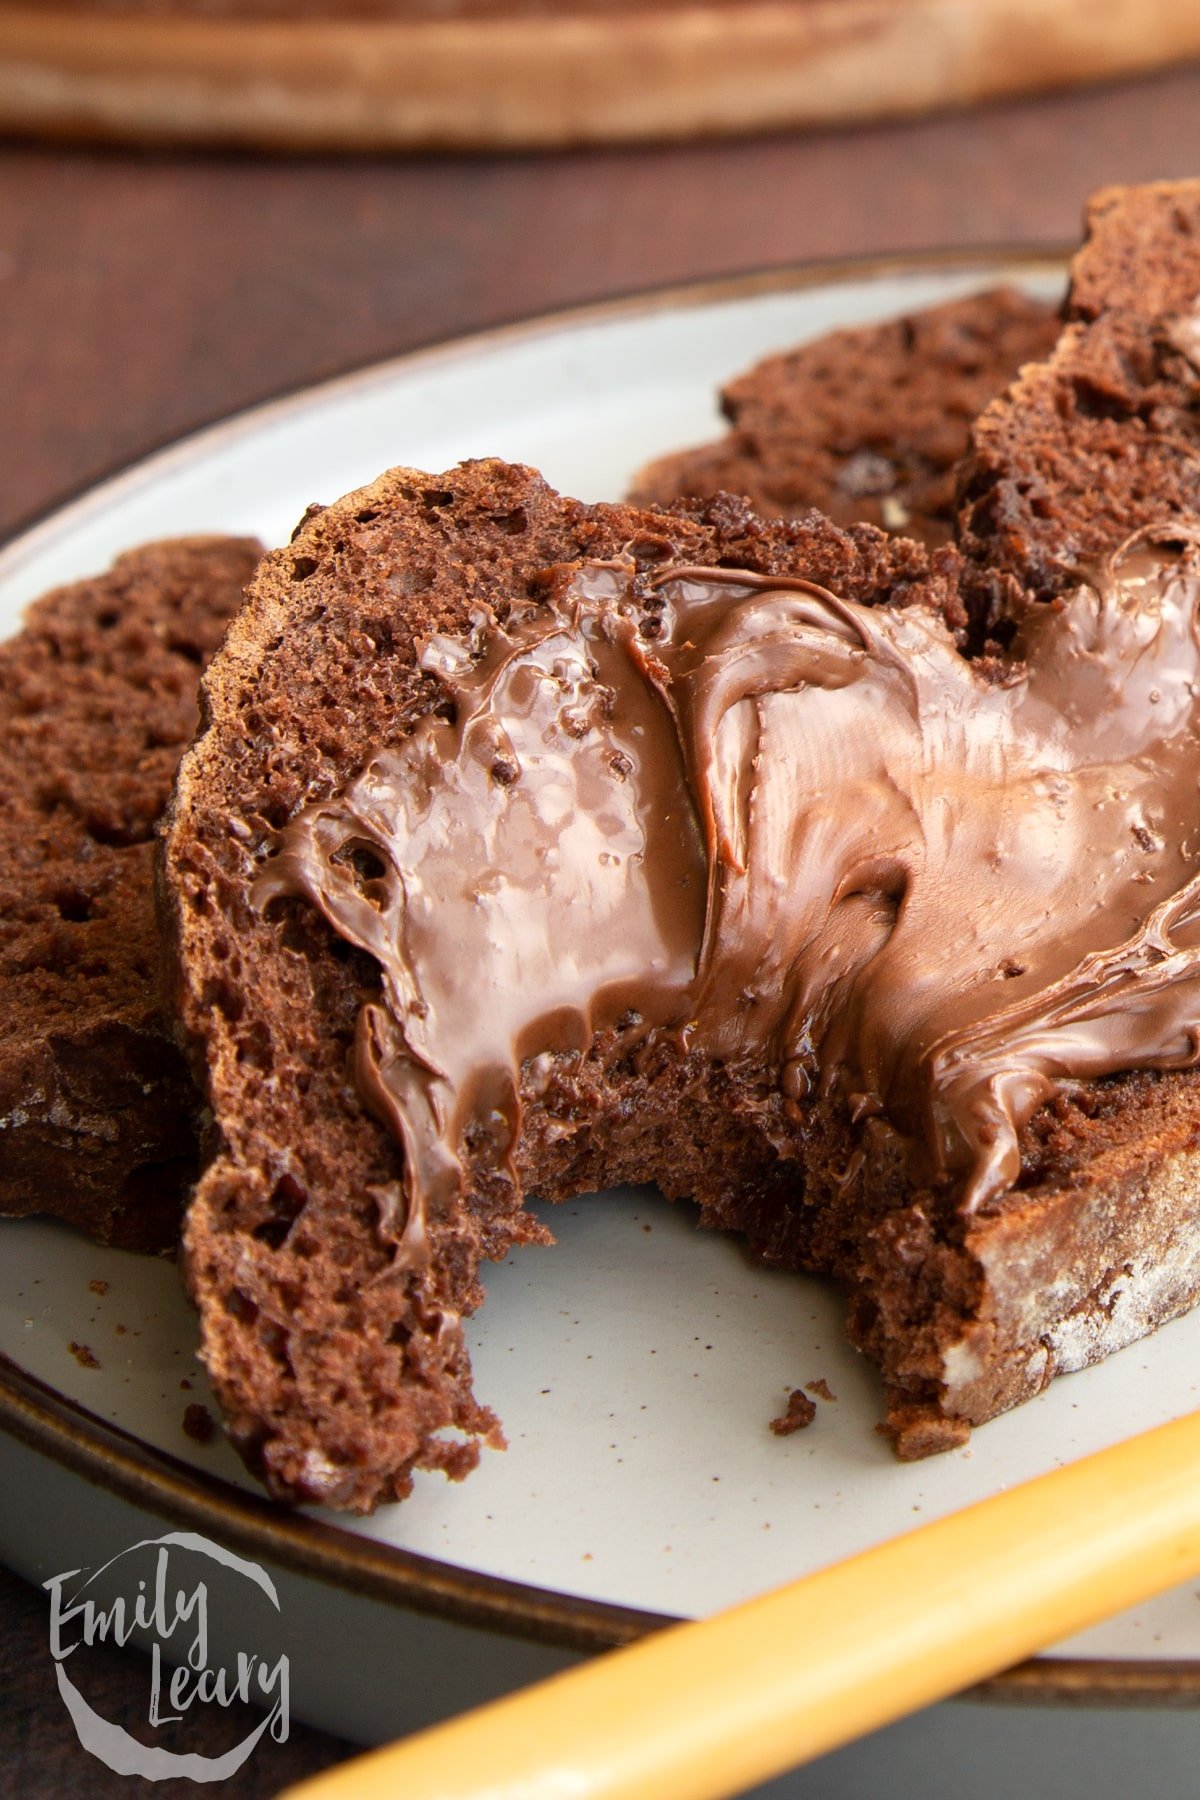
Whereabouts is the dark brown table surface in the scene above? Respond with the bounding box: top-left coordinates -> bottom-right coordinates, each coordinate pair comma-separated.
4,61 -> 1200,1796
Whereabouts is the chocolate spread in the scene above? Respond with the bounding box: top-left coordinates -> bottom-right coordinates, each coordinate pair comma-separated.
254,531 -> 1200,1256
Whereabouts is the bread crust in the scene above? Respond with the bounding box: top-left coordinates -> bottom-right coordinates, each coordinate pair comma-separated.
0,535 -> 260,1249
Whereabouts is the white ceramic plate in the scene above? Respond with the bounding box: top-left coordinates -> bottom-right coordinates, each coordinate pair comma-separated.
5,254 -> 1200,1760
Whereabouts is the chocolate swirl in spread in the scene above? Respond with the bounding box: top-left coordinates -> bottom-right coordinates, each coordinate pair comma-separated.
253,532 -> 1200,1261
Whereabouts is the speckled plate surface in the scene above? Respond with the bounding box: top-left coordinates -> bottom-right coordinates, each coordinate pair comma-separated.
4,253 -> 1200,1758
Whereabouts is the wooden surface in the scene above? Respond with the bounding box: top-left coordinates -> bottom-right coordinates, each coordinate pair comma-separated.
2,0 -> 1199,151
3,60 -> 1200,1795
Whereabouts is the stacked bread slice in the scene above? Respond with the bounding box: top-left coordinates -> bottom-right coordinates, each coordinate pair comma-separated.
629,286 -> 1057,545
0,537 -> 260,1249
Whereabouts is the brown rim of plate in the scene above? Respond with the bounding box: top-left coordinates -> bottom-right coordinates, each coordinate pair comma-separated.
6,245 -> 1199,1708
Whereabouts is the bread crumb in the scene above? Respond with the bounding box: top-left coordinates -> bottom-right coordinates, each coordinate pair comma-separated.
182,1403 -> 216,1445
770,1388 -> 816,1435
68,1341 -> 100,1370
88,1280 -> 108,1297
806,1377 -> 837,1403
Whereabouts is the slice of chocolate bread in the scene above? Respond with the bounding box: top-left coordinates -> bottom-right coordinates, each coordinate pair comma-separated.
629,287 -> 1059,545
0,536 -> 261,1249
958,181 -> 1200,639
162,477 -> 959,1510
812,179 -> 1200,1451
162,183 -> 1200,1509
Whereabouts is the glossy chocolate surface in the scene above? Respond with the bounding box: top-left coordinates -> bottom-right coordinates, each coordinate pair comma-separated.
255,533 -> 1200,1245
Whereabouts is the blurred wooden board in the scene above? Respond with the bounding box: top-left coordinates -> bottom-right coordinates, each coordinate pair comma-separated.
0,0 -> 1199,151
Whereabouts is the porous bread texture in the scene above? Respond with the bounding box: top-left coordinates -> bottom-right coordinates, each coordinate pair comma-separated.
0,536 -> 261,1250
629,287 -> 1059,546
1068,181 -> 1200,325
792,1063 -> 1200,1459
957,181 -> 1200,639
162,466 -> 958,1511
